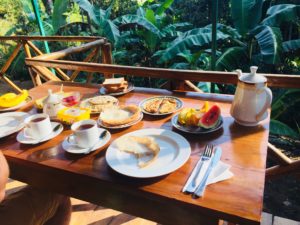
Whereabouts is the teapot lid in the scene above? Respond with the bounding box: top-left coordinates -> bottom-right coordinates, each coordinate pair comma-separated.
238,66 -> 267,84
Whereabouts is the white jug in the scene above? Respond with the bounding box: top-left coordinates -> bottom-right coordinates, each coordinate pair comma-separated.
43,89 -> 65,118
230,66 -> 272,126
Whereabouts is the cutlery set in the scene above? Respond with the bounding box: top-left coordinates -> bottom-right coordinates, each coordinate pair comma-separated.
182,144 -> 222,198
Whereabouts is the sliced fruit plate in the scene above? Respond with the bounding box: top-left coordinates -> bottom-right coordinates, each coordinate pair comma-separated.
171,104 -> 223,134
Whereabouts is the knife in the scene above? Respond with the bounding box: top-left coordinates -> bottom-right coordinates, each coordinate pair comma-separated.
192,147 -> 222,198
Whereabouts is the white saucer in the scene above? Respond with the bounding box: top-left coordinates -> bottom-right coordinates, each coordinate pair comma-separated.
62,128 -> 111,154
16,122 -> 63,144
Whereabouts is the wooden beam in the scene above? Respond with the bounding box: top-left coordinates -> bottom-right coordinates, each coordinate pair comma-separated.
266,160 -> 300,179
26,40 -> 43,55
86,47 -> 100,83
69,48 -> 98,81
32,66 -> 61,81
0,36 -> 105,42
23,42 -> 42,86
267,143 -> 292,165
0,75 -> 23,93
0,42 -> 22,75
25,59 -> 300,88
34,39 -> 105,60
184,80 -> 204,93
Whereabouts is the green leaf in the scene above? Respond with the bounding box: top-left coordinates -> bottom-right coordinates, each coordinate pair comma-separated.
170,63 -> 190,69
270,119 -> 299,139
114,15 -> 162,37
52,0 -> 68,33
158,31 -> 229,63
230,0 -> 263,36
156,0 -> 174,16
102,20 -> 120,44
145,9 -> 156,26
216,47 -> 248,71
253,25 -> 282,64
73,0 -> 98,25
282,39 -> 300,53
262,4 -> 300,27
271,89 -> 300,120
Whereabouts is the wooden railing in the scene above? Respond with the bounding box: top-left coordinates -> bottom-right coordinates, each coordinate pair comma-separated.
0,36 -> 110,93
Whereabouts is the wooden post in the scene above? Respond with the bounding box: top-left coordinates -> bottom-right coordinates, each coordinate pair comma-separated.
86,47 -> 100,83
0,42 -> 23,93
101,42 -> 113,78
23,41 -> 42,86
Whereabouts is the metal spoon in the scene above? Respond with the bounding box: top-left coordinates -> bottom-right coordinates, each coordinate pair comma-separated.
84,130 -> 108,154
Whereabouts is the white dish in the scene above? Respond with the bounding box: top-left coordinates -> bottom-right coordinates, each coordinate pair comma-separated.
0,112 -> 29,138
62,128 -> 111,154
99,82 -> 134,96
98,112 -> 143,129
106,128 -> 191,178
16,122 -> 63,144
0,96 -> 32,112
139,96 -> 183,116
171,113 -> 223,134
79,95 -> 119,114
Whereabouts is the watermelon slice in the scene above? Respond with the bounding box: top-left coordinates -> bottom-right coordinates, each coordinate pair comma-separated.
199,105 -> 221,129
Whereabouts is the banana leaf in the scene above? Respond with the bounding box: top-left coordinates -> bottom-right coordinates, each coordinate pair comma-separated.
271,89 -> 300,120
102,20 -> 120,44
282,39 -> 300,53
230,0 -> 263,36
73,0 -> 98,25
52,0 -> 68,33
270,119 -> 299,139
253,25 -> 282,64
216,47 -> 248,71
262,4 -> 300,27
156,0 -> 174,16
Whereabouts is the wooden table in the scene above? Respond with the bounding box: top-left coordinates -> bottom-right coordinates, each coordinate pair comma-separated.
1,81 -> 269,225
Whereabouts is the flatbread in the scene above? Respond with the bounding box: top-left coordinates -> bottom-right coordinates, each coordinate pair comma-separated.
80,95 -> 118,113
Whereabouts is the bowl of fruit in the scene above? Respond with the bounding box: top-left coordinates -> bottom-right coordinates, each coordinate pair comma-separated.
62,92 -> 80,107
171,102 -> 223,134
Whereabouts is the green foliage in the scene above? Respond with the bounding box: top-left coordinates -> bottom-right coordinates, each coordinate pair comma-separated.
270,119 -> 299,139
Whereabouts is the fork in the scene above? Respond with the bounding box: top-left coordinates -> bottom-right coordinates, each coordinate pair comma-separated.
191,144 -> 213,188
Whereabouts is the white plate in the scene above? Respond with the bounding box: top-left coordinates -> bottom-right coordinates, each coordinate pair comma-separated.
99,82 -> 134,96
16,122 -> 63,144
171,113 -> 223,134
62,128 -> 111,154
98,112 -> 143,129
106,128 -> 191,178
139,96 -> 183,116
0,96 -> 32,112
79,96 -> 119,114
0,112 -> 29,138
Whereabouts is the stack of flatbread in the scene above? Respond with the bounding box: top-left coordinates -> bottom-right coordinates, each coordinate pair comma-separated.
144,97 -> 177,114
80,95 -> 118,113
103,78 -> 128,93
116,136 -> 160,168
99,105 -> 141,126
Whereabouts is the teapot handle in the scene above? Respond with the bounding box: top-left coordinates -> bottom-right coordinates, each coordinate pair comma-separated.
256,87 -> 272,122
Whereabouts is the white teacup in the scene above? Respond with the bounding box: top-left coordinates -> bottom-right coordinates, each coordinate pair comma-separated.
68,120 -> 99,148
24,114 -> 52,140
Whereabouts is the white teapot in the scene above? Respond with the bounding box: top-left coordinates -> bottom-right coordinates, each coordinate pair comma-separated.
43,89 -> 65,118
230,66 -> 272,126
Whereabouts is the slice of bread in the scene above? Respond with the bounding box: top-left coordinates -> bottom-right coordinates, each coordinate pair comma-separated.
103,78 -> 125,87
116,136 -> 160,168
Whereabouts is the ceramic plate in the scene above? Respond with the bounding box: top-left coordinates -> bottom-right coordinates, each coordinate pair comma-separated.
99,82 -> 134,96
171,113 -> 223,134
16,122 -> 63,144
106,128 -> 191,178
79,96 -> 119,114
0,112 -> 29,138
0,96 -> 32,112
139,96 -> 183,116
62,128 -> 111,154
98,112 -> 143,129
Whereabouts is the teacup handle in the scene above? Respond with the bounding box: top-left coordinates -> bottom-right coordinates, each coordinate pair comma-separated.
67,134 -> 78,146
256,86 -> 272,122
23,125 -> 34,139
